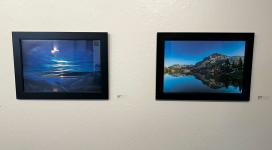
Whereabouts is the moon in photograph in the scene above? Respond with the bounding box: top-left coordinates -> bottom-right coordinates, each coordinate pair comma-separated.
51,47 -> 60,56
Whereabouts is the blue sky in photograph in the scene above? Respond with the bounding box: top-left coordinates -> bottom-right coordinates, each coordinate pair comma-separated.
164,40 -> 245,66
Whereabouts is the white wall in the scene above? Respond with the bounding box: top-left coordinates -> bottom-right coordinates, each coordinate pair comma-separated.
0,0 -> 272,150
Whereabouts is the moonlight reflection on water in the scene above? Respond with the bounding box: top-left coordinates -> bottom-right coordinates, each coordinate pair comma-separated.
22,40 -> 101,93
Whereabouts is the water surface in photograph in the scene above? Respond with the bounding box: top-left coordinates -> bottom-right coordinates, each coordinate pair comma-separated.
163,40 -> 245,93
22,40 -> 101,93
164,74 -> 241,93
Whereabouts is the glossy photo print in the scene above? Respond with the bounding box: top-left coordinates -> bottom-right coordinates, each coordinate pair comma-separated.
156,33 -> 254,100
13,32 -> 108,99
22,40 -> 101,93
164,41 -> 245,93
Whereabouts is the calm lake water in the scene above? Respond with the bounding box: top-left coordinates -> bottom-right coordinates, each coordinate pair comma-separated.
163,74 -> 241,93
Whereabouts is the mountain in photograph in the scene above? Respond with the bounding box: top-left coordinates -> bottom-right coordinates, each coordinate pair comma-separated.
164,53 -> 244,90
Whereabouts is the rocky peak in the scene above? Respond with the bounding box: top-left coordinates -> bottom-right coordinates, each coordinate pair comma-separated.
195,53 -> 228,68
207,53 -> 227,59
168,64 -> 182,69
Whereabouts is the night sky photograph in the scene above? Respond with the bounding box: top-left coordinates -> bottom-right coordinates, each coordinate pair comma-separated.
22,40 -> 101,93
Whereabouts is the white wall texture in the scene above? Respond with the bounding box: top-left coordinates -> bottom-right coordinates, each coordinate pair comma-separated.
0,0 -> 272,150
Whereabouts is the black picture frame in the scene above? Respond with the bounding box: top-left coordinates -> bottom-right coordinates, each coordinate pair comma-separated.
12,32 -> 109,99
156,32 -> 254,101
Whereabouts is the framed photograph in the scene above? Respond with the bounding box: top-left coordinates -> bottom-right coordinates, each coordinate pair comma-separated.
12,32 -> 108,99
156,32 -> 254,101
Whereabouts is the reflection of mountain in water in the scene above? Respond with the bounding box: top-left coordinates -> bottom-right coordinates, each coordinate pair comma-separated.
165,53 -> 244,92
194,73 -> 242,91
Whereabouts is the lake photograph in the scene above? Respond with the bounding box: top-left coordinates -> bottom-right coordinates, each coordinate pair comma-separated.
163,40 -> 245,93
